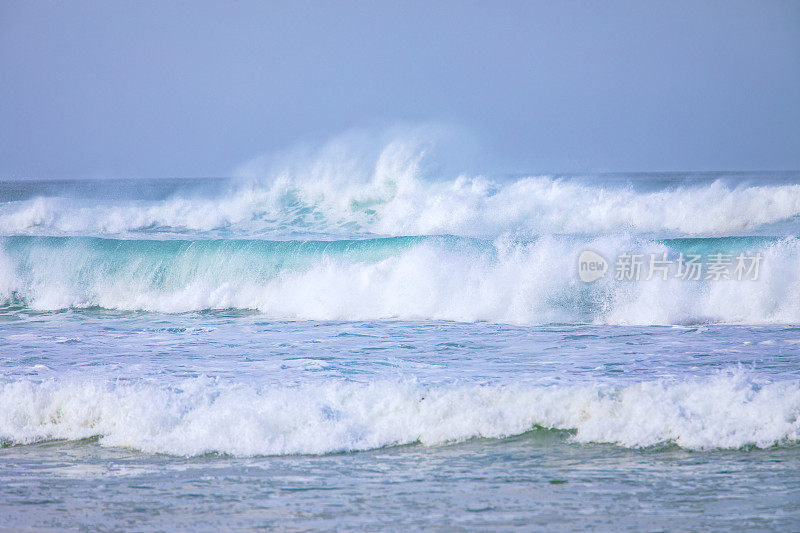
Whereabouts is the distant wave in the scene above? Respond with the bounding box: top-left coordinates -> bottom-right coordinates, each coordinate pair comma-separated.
1,372 -> 797,455
1,235 -> 799,325
1,130 -> 799,238
2,175 -> 800,238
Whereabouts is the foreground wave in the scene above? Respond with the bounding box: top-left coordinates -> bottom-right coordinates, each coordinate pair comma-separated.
1,373 -> 797,455
1,235 -> 799,324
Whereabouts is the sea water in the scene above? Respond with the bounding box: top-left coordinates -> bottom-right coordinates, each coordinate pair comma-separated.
1,158 -> 799,529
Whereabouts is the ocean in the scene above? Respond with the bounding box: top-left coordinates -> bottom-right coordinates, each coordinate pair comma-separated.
1,166 -> 800,529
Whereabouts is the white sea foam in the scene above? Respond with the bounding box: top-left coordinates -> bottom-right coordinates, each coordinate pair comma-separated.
1,130 -> 799,238
3,176 -> 799,238
1,373 -> 797,455
1,234 -> 799,325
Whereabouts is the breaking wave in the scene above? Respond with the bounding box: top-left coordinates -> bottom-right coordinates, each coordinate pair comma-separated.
1,372 -> 797,455
1,234 -> 799,325
1,130 -> 799,238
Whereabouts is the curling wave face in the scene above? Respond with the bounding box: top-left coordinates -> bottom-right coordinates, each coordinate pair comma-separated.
0,235 -> 799,324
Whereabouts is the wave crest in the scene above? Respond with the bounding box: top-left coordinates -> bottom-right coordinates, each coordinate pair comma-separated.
1,373 -> 797,455
1,235 -> 800,325
1,130 -> 799,238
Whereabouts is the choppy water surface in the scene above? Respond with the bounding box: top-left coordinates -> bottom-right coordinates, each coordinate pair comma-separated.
2,165 -> 800,529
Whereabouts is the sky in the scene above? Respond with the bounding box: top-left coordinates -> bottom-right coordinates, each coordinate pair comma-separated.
1,0 -> 798,179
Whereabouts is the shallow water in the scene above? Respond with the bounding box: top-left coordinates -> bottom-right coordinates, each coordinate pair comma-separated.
3,432 -> 800,530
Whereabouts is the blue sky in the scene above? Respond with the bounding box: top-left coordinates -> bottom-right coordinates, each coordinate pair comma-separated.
1,0 -> 798,179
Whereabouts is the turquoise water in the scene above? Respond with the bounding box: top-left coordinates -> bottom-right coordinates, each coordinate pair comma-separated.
1,173 -> 800,529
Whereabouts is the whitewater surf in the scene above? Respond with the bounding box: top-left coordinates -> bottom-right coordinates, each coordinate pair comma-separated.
2,164 -> 800,529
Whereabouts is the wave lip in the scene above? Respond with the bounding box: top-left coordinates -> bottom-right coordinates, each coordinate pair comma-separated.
1,373 -> 798,456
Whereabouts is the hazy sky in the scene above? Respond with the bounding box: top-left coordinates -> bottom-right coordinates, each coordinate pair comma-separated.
1,0 -> 798,179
